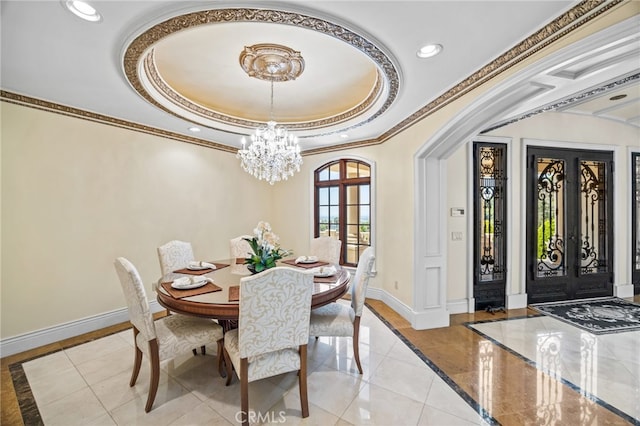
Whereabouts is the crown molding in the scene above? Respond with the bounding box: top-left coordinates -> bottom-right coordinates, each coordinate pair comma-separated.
1,0 -> 624,156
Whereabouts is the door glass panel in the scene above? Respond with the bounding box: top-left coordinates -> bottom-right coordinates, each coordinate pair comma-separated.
346,185 -> 358,203
345,161 -> 359,178
329,163 -> 340,179
359,185 -> 370,204
579,160 -> 608,275
537,158 -> 566,278
477,146 -> 505,282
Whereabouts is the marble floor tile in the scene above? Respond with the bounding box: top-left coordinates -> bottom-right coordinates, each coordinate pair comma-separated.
470,315 -> 640,423
38,387 -> 110,426
12,300 -> 638,425
340,382 -> 425,425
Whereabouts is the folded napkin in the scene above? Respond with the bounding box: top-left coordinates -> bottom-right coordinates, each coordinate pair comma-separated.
310,265 -> 337,276
172,276 -> 212,289
188,261 -> 216,270
295,255 -> 318,264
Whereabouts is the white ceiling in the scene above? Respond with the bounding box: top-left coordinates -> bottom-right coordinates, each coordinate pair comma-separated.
1,1 -> 638,154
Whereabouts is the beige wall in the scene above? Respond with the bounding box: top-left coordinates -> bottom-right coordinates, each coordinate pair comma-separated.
1,104 -> 274,338
446,146 -> 469,301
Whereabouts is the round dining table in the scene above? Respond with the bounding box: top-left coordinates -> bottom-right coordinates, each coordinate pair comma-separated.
156,259 -> 350,327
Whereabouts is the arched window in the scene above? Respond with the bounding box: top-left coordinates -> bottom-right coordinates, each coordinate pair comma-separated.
314,159 -> 371,266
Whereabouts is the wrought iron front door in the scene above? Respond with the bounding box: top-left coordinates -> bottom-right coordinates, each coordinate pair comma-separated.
526,147 -> 614,303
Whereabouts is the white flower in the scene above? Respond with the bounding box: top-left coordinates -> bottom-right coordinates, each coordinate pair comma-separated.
262,231 -> 279,251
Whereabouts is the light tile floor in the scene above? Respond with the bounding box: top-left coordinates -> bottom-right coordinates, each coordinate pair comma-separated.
21,303 -> 489,425
470,316 -> 640,423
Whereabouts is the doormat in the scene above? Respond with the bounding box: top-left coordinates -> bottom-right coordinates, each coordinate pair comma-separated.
529,297 -> 640,334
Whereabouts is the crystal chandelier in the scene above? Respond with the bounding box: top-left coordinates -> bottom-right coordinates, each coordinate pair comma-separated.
237,44 -> 304,185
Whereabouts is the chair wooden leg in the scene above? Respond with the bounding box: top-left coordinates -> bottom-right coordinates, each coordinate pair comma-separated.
145,339 -> 161,413
192,348 -> 197,356
129,327 -> 142,386
298,345 -> 309,418
201,345 -> 206,355
240,358 -> 249,426
353,316 -> 363,374
223,347 -> 234,386
216,339 -> 225,377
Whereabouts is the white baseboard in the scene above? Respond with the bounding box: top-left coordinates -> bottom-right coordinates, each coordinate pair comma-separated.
0,301 -> 164,357
411,307 -> 450,329
366,287 -> 414,325
446,299 -> 470,314
507,293 -> 528,309
614,284 -> 634,299
367,287 -> 452,329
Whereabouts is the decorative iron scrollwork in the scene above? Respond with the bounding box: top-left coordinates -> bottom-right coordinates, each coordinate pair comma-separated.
580,161 -> 607,274
537,159 -> 565,277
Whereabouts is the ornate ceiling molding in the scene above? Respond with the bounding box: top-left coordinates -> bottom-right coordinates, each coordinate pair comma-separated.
123,7 -> 398,133
239,43 -> 305,82
1,0 -> 626,155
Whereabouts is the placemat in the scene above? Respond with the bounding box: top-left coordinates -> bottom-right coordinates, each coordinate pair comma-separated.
160,281 -> 222,299
235,258 -> 246,264
281,259 -> 330,269
173,262 -> 230,275
228,285 -> 240,302
313,275 -> 337,283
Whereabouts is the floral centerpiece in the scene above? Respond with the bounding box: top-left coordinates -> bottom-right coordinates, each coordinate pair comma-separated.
244,221 -> 292,274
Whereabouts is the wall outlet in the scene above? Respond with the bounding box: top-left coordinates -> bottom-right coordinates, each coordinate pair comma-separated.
451,232 -> 463,241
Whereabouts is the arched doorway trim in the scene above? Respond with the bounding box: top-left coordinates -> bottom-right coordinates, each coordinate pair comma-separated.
412,16 -> 639,329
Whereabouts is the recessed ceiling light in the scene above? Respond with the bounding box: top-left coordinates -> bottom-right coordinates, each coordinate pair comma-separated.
417,44 -> 443,59
188,126 -> 201,133
609,94 -> 627,101
63,1 -> 102,22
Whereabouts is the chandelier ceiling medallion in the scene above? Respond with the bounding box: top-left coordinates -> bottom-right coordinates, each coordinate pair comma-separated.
237,44 -> 304,185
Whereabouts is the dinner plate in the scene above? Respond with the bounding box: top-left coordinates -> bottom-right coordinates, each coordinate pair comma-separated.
313,266 -> 336,277
297,256 -> 318,264
187,265 -> 209,271
171,279 -> 208,290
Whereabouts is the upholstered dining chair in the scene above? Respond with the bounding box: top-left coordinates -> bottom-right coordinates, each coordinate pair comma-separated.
114,257 -> 224,412
229,235 -> 253,260
157,240 -> 195,276
156,240 -> 205,355
309,246 -> 375,374
223,267 -> 314,426
310,236 -> 342,264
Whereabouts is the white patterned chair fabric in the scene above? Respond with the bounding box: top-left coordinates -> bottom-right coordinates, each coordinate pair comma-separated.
229,235 -> 253,260
157,240 -> 195,275
308,246 -> 375,374
310,236 -> 342,265
223,267 -> 314,426
114,257 -> 223,413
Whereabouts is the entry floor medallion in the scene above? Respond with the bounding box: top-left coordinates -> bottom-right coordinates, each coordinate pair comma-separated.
469,315 -> 640,423
530,297 -> 640,334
